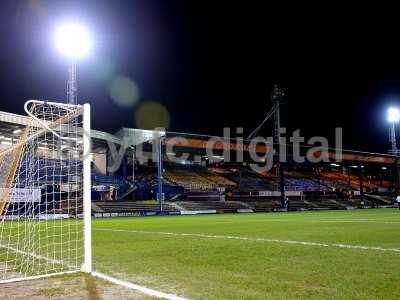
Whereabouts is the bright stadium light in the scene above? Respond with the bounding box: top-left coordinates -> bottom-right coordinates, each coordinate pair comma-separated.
54,22 -> 92,104
55,23 -> 92,59
387,107 -> 400,123
387,106 -> 400,155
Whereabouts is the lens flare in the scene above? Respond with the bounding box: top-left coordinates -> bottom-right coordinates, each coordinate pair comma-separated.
109,76 -> 140,107
135,101 -> 170,129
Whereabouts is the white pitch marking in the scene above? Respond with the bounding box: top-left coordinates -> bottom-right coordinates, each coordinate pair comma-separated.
332,243 -> 400,252
0,244 -> 187,300
92,271 -> 188,300
282,219 -> 400,224
0,270 -> 79,284
237,219 -> 400,224
0,244 -> 64,265
94,228 -> 400,253
313,219 -> 400,224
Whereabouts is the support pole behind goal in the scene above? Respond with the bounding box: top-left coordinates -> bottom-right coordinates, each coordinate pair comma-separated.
83,103 -> 92,273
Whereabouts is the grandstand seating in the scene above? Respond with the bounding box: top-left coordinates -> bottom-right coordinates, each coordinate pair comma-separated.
17,158 -> 83,185
335,199 -> 361,208
287,200 -> 317,210
163,168 -> 234,191
176,201 -> 247,212
164,170 -> 213,190
219,167 -> 277,191
88,193 -> 395,215
306,199 -> 343,210
92,172 -> 135,201
245,201 -> 280,212
92,173 -> 125,186
93,201 -> 179,214
319,170 -> 390,192
284,176 -> 324,191
90,163 -> 395,216
202,169 -> 237,186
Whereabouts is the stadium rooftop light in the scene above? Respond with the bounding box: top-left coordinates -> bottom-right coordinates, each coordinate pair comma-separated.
55,22 -> 92,59
387,107 -> 400,123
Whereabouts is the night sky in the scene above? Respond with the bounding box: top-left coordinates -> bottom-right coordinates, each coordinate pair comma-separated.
0,1 -> 399,153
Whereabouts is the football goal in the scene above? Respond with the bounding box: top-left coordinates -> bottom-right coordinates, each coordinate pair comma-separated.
0,100 -> 91,283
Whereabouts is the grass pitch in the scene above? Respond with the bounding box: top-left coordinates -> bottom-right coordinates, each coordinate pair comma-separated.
92,209 -> 400,299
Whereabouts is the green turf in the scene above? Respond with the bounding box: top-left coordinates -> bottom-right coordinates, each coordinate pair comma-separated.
91,209 -> 400,299
0,218 -> 84,276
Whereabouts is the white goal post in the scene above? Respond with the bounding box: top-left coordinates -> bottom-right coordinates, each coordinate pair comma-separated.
0,100 -> 92,283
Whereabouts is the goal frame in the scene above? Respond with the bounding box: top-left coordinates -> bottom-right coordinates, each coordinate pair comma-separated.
82,102 -> 92,274
0,100 -> 92,283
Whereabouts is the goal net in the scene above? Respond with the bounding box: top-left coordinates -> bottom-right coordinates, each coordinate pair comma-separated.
0,100 -> 91,283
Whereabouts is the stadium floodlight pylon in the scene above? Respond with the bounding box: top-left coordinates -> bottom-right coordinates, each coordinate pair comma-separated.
0,100 -> 91,283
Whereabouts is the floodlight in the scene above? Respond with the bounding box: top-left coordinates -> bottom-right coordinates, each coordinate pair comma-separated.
55,23 -> 92,59
387,107 -> 400,123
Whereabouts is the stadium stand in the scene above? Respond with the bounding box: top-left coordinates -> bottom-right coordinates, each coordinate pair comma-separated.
305,199 -> 343,210
163,166 -> 237,190
244,200 -> 280,212
319,170 -> 391,192
83,154 -> 396,216
218,166 -> 278,191
87,161 -> 397,216
164,169 -> 216,190
176,201 -> 247,213
92,201 -> 179,215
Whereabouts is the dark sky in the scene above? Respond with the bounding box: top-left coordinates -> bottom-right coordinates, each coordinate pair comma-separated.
0,1 -> 399,153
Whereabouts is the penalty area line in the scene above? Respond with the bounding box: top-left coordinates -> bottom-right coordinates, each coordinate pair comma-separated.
94,228 -> 400,253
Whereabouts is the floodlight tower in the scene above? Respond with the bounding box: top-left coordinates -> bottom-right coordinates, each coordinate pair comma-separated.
272,85 -> 285,144
387,107 -> 400,155
55,23 -> 92,104
271,85 -> 286,208
67,59 -> 77,105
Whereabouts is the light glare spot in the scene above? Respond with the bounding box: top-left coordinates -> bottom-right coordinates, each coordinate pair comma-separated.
55,23 -> 92,59
135,101 -> 170,129
109,76 -> 140,107
388,107 -> 400,123
92,58 -> 116,82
